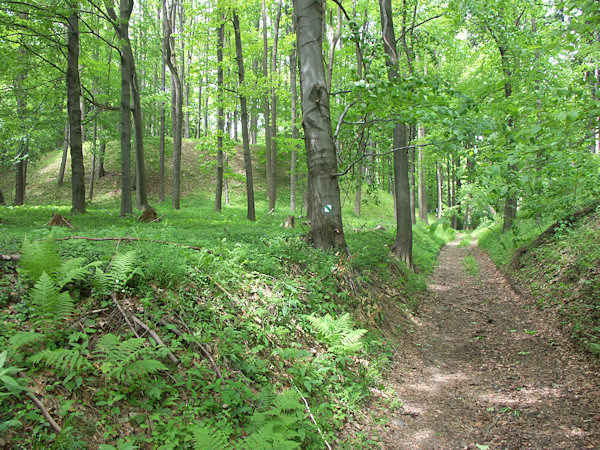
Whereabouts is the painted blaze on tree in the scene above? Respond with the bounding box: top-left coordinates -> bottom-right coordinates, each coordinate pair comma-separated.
294,0 -> 347,252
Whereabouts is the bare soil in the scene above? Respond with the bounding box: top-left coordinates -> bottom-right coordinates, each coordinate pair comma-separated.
347,237 -> 600,449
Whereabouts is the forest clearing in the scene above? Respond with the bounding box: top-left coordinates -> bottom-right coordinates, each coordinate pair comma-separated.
1,0 -> 599,447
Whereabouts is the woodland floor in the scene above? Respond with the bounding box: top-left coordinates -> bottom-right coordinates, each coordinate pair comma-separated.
346,236 -> 600,449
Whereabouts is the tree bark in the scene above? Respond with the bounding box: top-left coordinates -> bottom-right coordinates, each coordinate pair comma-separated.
269,0 -> 283,211
57,122 -> 69,187
67,6 -> 86,214
233,11 -> 256,221
417,125 -> 428,224
0,187 -> 5,206
326,6 -> 342,93
115,0 -> 133,216
410,130 -> 416,225
437,161 -> 443,219
164,0 -> 184,210
290,40 -> 299,213
379,0 -> 412,266
159,6 -> 166,202
294,0 -> 347,252
262,0 -> 272,208
96,142 -> 106,178
123,43 -> 148,209
214,17 -> 225,212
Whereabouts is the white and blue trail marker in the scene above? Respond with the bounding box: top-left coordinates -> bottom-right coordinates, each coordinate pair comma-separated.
324,204 -> 332,213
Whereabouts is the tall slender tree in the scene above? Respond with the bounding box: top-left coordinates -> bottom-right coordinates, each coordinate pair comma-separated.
379,0 -> 412,266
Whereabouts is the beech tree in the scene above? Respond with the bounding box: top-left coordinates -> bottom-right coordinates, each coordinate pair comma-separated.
379,0 -> 412,266
294,0 -> 347,251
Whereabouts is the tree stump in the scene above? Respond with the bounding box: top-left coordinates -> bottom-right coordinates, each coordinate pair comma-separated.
284,215 -> 295,228
46,214 -> 73,228
137,207 -> 158,223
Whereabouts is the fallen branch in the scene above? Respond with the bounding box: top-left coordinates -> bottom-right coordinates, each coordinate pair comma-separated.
158,317 -> 222,378
17,373 -> 62,434
28,391 -> 62,434
485,414 -> 502,436
292,382 -> 332,450
131,315 -> 179,365
207,274 -> 233,300
112,294 -> 141,338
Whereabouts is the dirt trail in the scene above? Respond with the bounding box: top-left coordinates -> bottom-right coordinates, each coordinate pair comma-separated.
356,237 -> 600,449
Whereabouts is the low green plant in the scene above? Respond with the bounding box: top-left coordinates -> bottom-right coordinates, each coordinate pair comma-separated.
94,333 -> 168,383
305,313 -> 367,354
462,253 -> 479,277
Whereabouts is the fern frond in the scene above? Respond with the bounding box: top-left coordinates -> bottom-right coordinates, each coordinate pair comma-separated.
56,258 -> 89,289
9,331 -> 46,350
337,329 -> 367,350
274,389 -> 302,414
123,359 -> 168,380
29,348 -> 90,375
191,424 -> 230,450
19,238 -> 60,283
30,272 -> 59,321
108,251 -> 139,289
94,333 -> 120,356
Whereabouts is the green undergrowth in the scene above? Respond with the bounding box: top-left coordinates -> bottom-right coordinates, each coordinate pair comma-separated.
476,207 -> 600,357
0,197 -> 452,448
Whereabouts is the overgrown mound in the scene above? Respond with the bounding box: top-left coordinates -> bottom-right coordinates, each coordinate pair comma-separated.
478,203 -> 600,356
0,204 -> 453,448
512,205 -> 600,355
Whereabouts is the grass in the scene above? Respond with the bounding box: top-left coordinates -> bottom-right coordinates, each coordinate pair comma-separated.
462,253 -> 479,277
0,140 -> 455,447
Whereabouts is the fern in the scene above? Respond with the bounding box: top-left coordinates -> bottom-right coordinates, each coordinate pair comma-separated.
94,333 -> 167,382
18,237 -> 61,283
56,257 -> 89,290
29,348 -> 91,375
191,423 -> 230,450
29,272 -> 74,324
9,331 -> 46,351
305,313 -> 366,354
93,251 -> 139,293
241,389 -> 305,449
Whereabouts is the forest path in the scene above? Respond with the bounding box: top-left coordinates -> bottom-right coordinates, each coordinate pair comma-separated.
359,236 -> 600,449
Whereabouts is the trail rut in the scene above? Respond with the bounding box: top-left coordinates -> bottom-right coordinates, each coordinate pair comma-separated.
349,237 -> 600,449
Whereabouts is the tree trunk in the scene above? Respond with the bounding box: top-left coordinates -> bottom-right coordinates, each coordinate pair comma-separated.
0,187 -> 5,206
379,0 -> 412,266
124,43 -> 148,209
214,18 -> 225,212
57,122 -> 69,187
290,40 -> 299,213
67,7 -> 86,214
159,6 -> 166,202
233,11 -> 256,221
269,0 -> 283,211
14,144 -> 27,206
294,0 -> 347,252
97,142 -> 106,178
417,126 -> 428,224
326,6 -> 342,93
164,0 -> 183,210
410,133 -> 416,225
116,0 -> 133,216
437,161 -> 443,219
14,18 -> 28,207
89,112 -> 97,200
196,76 -> 202,138
262,0 -> 272,208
